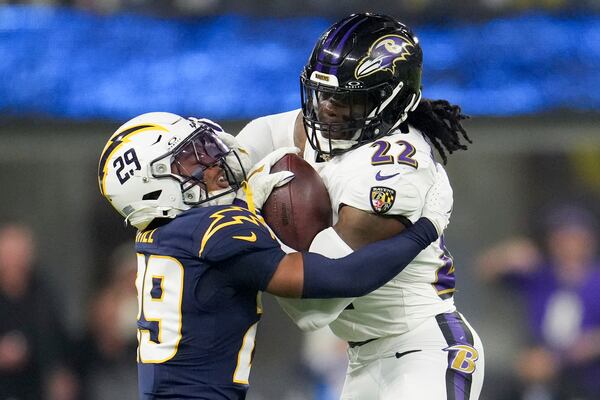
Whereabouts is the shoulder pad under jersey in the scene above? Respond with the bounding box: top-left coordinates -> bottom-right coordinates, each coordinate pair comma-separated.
194,206 -> 280,263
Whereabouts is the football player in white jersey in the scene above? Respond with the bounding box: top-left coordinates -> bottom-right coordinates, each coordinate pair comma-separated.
234,13 -> 484,400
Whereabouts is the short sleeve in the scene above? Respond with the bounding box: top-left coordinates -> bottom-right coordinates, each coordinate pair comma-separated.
219,247 -> 286,291
236,117 -> 277,166
339,165 -> 426,222
236,110 -> 299,166
194,207 -> 281,263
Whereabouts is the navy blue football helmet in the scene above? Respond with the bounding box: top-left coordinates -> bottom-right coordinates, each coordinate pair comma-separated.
301,13 -> 423,157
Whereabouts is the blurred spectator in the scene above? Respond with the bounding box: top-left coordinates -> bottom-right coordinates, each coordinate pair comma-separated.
0,222 -> 78,400
300,328 -> 347,400
478,205 -> 600,400
74,243 -> 138,400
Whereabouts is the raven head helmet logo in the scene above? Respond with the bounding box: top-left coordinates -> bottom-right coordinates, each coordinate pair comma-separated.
355,34 -> 417,79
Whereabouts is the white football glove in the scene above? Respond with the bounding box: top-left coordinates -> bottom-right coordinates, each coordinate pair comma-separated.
187,117 -> 252,184
422,163 -> 453,236
236,147 -> 299,212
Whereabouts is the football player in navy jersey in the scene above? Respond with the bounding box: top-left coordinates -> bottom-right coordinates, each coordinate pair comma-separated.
98,111 -> 451,399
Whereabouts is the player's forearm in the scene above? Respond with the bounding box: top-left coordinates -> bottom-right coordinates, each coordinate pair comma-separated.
301,218 -> 437,298
334,205 -> 407,250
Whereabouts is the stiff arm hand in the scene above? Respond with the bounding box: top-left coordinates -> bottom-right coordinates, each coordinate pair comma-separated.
188,116 -> 253,184
236,147 -> 299,212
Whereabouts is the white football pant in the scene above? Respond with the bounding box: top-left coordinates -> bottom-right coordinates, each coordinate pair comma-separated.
340,312 -> 484,400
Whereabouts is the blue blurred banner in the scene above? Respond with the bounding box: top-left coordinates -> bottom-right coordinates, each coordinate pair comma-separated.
0,6 -> 599,120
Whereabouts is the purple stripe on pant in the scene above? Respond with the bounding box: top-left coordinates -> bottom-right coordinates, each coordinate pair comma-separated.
436,312 -> 475,400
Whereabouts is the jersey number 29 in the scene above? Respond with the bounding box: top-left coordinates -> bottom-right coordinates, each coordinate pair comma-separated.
136,254 -> 184,363
135,254 -> 257,383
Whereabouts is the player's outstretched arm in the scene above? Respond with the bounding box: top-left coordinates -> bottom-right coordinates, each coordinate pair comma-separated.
266,217 -> 437,298
266,165 -> 451,298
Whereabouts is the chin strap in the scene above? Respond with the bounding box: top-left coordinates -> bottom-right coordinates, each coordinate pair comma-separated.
203,189 -> 237,207
240,181 -> 257,215
124,206 -> 164,230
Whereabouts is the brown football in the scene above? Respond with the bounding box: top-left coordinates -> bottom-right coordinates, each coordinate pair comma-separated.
262,154 -> 332,251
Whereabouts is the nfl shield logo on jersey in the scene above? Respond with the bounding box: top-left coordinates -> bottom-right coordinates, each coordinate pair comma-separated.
370,187 -> 396,214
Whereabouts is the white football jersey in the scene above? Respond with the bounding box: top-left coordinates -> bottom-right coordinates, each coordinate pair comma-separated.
237,110 -> 456,341
237,109 -> 298,166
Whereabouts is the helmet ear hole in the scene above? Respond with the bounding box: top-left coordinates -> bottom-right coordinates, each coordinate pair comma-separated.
142,190 -> 162,201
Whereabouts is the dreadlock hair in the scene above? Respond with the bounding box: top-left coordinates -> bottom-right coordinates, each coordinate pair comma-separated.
403,98 -> 472,164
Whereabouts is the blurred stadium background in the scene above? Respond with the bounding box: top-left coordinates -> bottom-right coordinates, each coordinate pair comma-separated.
1,1 -> 600,399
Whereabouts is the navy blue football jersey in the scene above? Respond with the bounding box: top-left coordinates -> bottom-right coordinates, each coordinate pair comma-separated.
134,205 -> 285,399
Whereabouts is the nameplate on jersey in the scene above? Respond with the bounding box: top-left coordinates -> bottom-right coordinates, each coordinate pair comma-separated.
136,228 -> 157,244
370,186 -> 396,214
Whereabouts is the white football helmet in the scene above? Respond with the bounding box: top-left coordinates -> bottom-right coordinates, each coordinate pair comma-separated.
98,112 -> 245,230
